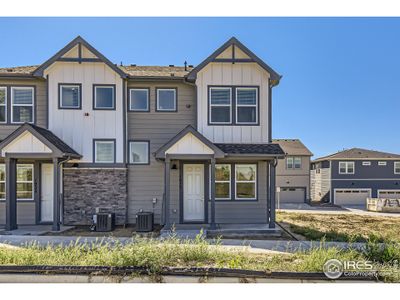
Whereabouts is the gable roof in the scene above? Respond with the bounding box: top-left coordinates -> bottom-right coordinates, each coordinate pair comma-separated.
155,125 -> 225,159
0,123 -> 81,158
187,37 -> 281,85
272,139 -> 313,156
32,36 -> 127,78
313,148 -> 400,162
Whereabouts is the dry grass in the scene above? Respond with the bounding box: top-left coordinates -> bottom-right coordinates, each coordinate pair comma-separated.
277,211 -> 400,243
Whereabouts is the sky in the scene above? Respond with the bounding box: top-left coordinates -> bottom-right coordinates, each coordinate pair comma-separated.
0,17 -> 399,158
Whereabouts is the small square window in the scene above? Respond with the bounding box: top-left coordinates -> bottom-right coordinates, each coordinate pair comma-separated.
59,84 -> 81,109
130,89 -> 149,111
129,141 -> 149,164
94,140 -> 115,163
94,85 -> 115,109
156,88 -> 176,111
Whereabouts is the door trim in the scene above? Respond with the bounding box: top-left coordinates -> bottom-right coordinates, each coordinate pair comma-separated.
38,162 -> 53,225
179,161 -> 208,224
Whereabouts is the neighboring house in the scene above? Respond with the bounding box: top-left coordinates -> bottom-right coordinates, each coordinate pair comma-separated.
273,139 -> 313,205
311,148 -> 400,206
0,36 -> 284,231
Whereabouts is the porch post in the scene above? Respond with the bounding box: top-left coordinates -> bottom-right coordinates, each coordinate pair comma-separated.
269,161 -> 276,229
164,157 -> 171,230
210,157 -> 216,229
5,157 -> 17,231
266,161 -> 270,224
52,157 -> 60,231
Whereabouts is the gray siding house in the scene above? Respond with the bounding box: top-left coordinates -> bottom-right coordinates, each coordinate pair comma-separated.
273,139 -> 313,205
0,36 -> 284,231
311,148 -> 400,206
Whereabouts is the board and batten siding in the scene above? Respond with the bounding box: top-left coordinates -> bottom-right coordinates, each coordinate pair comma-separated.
44,62 -> 124,162
0,79 -> 47,140
196,62 -> 270,143
127,81 -> 196,224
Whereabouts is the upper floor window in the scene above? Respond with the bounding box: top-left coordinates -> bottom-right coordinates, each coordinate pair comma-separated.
59,84 -> 81,109
11,87 -> 34,123
93,85 -> 115,110
287,157 -> 302,169
362,161 -> 371,166
129,141 -> 149,164
208,86 -> 259,125
0,87 -> 6,123
129,88 -> 149,112
378,161 -> 387,166
94,139 -> 115,163
395,162 -> 400,174
339,161 -> 354,174
156,88 -> 177,112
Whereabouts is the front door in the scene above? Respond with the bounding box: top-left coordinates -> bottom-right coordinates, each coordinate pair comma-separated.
183,164 -> 205,222
40,163 -> 54,222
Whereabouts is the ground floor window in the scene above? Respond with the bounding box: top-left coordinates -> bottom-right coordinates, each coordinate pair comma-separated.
235,164 -> 257,200
0,163 -> 34,201
215,164 -> 231,199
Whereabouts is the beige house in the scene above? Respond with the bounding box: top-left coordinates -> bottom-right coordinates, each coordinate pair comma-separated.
273,139 -> 313,205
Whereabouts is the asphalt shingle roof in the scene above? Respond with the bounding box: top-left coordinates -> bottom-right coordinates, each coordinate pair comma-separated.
215,143 -> 285,155
272,139 -> 313,156
314,147 -> 400,162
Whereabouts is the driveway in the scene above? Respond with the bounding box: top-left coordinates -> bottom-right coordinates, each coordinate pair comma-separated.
277,202 -> 400,218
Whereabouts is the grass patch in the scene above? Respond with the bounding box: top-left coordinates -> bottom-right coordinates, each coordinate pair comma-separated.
277,211 -> 400,243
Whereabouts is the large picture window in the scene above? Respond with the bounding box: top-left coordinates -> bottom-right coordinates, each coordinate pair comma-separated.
11,87 -> 34,123
0,87 -> 6,123
59,84 -> 81,109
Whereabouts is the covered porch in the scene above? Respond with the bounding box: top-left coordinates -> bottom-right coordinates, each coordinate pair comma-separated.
0,123 -> 81,231
155,126 -> 285,233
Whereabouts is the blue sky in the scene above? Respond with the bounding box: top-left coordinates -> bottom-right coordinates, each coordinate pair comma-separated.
0,17 -> 399,158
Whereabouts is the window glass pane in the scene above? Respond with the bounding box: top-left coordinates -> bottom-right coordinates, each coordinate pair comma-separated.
16,165 -> 33,200
348,163 -> 354,173
130,142 -> 149,164
237,88 -> 256,105
215,164 -> 230,181
17,166 -> 33,181
236,165 -> 256,181
237,107 -> 256,123
339,162 -> 346,173
61,86 -> 80,107
216,183 -> 230,198
13,88 -> 33,104
287,157 -> 293,169
95,87 -> 114,108
0,107 -> 5,122
95,142 -> 114,163
158,90 -> 176,110
395,162 -> 400,173
210,89 -> 231,105
0,88 -> 5,105
294,157 -> 302,169
0,183 -> 5,199
17,183 -> 33,199
0,165 -> 5,181
211,106 -> 230,123
130,90 -> 149,111
236,182 -> 256,199
13,106 -> 32,122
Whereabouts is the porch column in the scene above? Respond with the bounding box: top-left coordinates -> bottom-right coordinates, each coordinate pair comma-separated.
269,161 -> 276,229
5,157 -> 17,231
164,157 -> 171,230
52,158 -> 60,231
210,158 -> 216,229
266,161 -> 270,224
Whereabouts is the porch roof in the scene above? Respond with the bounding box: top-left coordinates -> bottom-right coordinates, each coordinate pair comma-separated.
215,143 -> 285,157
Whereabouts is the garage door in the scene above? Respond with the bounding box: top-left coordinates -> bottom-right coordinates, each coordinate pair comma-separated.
277,187 -> 305,203
334,189 -> 371,206
378,190 -> 400,199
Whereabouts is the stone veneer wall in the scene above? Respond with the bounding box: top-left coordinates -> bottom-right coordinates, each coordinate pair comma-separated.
63,168 -> 127,225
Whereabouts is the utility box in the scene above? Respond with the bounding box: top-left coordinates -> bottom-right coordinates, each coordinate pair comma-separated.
136,212 -> 154,232
94,213 -> 115,232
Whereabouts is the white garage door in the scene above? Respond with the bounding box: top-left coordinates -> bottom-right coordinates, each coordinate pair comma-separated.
378,190 -> 400,199
334,189 -> 371,206
278,187 -> 305,203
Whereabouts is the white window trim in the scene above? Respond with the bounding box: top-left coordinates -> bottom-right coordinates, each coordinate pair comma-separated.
11,87 -> 34,124
378,161 -> 387,166
362,161 -> 371,166
94,85 -> 115,109
0,164 -> 5,200
294,157 -> 302,169
156,88 -> 176,111
129,141 -> 149,165
94,140 -> 115,163
209,87 -> 232,125
213,164 -> 231,200
16,164 -> 34,201
394,162 -> 400,174
339,161 -> 355,174
129,88 -> 149,111
0,87 -> 7,123
286,157 -> 302,169
286,157 -> 294,169
59,84 -> 81,109
235,164 -> 257,200
235,87 -> 258,125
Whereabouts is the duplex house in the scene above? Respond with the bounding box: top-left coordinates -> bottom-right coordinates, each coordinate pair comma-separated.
273,139 -> 313,205
311,148 -> 400,206
0,36 -> 284,231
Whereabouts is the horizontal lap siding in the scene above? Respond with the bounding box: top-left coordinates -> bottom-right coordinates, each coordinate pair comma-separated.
0,202 -> 36,225
127,81 -> 196,224
0,79 -> 47,140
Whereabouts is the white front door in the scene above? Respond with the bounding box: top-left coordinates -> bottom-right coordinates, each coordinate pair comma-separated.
183,164 -> 205,222
41,163 -> 54,222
